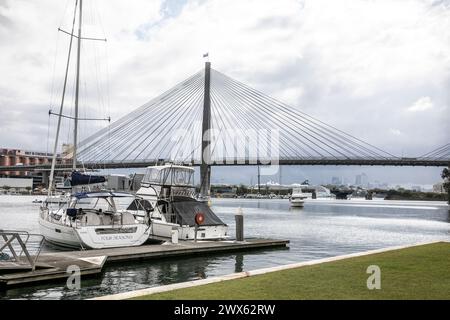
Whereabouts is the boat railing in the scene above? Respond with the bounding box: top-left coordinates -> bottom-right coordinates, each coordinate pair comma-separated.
171,188 -> 196,198
165,213 -> 177,225
0,229 -> 45,272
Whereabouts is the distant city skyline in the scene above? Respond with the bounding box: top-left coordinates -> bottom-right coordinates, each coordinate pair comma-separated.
103,165 -> 445,189
208,166 -> 444,188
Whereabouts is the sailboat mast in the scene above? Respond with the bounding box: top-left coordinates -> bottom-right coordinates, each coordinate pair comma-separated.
47,0 -> 79,195
72,0 -> 83,170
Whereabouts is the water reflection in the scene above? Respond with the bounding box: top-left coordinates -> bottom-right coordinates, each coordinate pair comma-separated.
289,206 -> 304,212
235,254 -> 244,273
0,247 -> 287,300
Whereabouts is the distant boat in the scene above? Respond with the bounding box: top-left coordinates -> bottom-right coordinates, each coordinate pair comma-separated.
290,188 -> 307,207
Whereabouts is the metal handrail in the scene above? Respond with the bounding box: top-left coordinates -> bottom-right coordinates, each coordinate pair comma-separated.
0,229 -> 45,271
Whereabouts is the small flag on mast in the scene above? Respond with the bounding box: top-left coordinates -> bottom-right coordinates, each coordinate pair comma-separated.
203,53 -> 209,58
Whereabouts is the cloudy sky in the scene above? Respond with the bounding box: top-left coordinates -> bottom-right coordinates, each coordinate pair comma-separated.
0,0 -> 449,185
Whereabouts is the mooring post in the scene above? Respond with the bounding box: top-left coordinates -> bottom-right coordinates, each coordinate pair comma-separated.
200,62 -> 212,202
171,227 -> 179,244
235,207 -> 244,241
257,164 -> 261,195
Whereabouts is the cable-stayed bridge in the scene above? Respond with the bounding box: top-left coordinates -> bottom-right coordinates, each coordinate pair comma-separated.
62,63 -> 450,168
1,63 -> 449,174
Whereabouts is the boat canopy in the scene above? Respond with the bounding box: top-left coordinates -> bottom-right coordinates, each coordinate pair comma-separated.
291,188 -> 303,195
73,191 -> 134,199
142,165 -> 194,187
158,196 -> 226,227
71,171 -> 106,186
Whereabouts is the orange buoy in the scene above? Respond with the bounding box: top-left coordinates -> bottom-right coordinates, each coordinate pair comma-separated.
195,212 -> 205,225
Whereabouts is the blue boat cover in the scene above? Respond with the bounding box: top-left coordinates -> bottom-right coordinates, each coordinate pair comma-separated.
71,171 -> 106,186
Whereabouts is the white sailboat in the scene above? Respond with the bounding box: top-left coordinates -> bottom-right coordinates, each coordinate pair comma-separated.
136,164 -> 228,241
39,0 -> 150,249
39,192 -> 151,249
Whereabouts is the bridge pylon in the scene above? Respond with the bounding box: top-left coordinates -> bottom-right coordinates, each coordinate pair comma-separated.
199,62 -> 212,201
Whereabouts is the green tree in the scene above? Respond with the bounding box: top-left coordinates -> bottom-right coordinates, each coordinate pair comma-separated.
441,167 -> 450,204
236,184 -> 248,196
25,186 -> 32,194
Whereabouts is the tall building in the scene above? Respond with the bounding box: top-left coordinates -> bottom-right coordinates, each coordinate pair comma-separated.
355,173 -> 368,187
331,176 -> 342,185
61,143 -> 74,159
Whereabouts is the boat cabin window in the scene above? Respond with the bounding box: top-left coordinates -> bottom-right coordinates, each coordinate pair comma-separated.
143,167 -> 194,186
144,168 -> 162,184
173,169 -> 194,186
157,201 -> 178,224
125,199 -> 153,212
113,196 -> 143,211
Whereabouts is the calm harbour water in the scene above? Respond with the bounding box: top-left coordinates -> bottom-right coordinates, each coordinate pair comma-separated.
0,195 -> 449,300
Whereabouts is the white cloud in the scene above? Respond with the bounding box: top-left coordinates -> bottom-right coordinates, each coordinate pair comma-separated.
407,96 -> 434,112
0,0 -> 449,156
275,86 -> 305,106
389,128 -> 402,136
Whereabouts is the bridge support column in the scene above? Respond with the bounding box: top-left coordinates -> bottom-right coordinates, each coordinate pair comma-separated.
199,62 -> 211,201
257,164 -> 261,194
41,171 -> 49,189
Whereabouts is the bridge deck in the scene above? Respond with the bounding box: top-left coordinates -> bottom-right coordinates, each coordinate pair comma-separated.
0,158 -> 448,172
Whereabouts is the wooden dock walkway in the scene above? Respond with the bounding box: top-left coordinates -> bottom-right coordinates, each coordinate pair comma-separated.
0,238 -> 289,288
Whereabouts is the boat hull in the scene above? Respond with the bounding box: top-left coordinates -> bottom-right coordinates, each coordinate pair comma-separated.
179,224 -> 229,240
290,199 -> 305,207
150,220 -> 228,240
39,216 -> 150,249
39,217 -> 82,249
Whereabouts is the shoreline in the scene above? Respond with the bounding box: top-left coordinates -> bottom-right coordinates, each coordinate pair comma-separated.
91,240 -> 449,300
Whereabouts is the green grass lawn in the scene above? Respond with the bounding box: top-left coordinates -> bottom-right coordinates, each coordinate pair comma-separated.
132,242 -> 450,300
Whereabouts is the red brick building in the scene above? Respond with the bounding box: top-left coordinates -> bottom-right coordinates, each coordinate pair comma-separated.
0,148 -> 71,177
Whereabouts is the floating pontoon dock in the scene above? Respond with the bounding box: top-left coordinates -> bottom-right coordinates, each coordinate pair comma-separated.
0,239 -> 289,288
